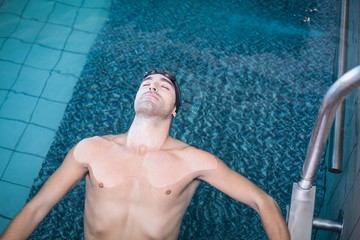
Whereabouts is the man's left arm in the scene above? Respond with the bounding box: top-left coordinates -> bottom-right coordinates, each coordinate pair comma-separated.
197,153 -> 290,240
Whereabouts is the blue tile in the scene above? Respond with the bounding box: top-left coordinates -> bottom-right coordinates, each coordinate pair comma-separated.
83,0 -> 111,8
0,119 -> 27,149
0,61 -> 21,89
0,148 -> 13,177
0,0 -> 28,15
75,8 -> 109,33
24,45 -> 62,70
37,23 -> 72,49
0,181 -> 29,218
0,92 -> 38,122
48,3 -> 78,26
11,19 -> 44,43
57,0 -> 83,7
65,30 -> 97,54
0,14 -> 19,36
2,152 -> 43,187
54,51 -> 87,76
16,125 -> 55,157
42,72 -> 78,102
0,38 -> 32,64
0,90 -> 7,105
0,216 -> 11,235
31,99 -> 67,129
23,0 -> 55,21
13,66 -> 49,96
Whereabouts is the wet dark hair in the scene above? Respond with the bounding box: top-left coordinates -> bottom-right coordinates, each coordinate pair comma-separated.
143,68 -> 181,113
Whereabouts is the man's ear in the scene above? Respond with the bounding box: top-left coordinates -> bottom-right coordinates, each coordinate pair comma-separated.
172,107 -> 177,117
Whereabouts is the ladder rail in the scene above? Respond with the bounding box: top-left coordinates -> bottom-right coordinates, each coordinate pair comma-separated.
299,65 -> 360,190
329,0 -> 349,173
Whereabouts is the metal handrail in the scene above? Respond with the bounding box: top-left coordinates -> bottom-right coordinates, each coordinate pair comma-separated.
329,0 -> 349,173
298,65 -> 360,190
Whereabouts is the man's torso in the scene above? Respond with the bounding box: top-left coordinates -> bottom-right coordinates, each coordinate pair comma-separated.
73,135 -> 210,239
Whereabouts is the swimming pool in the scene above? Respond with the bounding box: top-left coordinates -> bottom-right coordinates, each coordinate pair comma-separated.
1,0 -> 340,239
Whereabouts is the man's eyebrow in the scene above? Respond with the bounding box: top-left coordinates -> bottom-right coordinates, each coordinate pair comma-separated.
143,76 -> 174,87
160,77 -> 174,86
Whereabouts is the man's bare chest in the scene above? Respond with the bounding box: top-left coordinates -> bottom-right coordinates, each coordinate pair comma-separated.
85,148 -> 199,197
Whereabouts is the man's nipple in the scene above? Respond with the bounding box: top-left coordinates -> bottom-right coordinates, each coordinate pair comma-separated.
165,189 -> 172,195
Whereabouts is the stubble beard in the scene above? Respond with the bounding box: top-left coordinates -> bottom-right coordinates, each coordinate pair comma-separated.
135,101 -> 172,121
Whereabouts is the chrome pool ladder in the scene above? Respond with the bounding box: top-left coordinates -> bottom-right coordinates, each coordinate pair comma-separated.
287,65 -> 360,239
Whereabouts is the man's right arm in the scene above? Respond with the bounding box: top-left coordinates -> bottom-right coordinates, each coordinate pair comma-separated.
0,145 -> 88,240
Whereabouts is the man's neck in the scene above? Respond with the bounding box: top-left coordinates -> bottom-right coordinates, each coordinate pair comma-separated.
125,114 -> 172,152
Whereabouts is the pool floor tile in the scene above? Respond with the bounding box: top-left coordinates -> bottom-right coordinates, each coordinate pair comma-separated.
83,1 -> 112,8
0,0 -> 26,15
0,181 -> 30,218
24,44 -> 62,70
23,0 -> 55,21
2,152 -> 43,187
0,148 -> 13,177
0,61 -> 21,89
16,125 -> 55,157
37,23 -> 72,50
12,66 -> 50,96
11,19 -> 44,43
0,90 -> 7,105
0,92 -> 38,122
0,38 -> 32,64
75,8 -> 109,33
42,72 -> 77,102
54,51 -> 87,76
65,30 -> 97,54
31,99 -> 67,130
48,2 -> 78,26
0,14 -> 19,36
0,0 -> 28,15
57,0 -> 83,7
0,119 -> 27,149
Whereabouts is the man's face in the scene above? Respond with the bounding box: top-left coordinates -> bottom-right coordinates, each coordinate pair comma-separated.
134,74 -> 177,119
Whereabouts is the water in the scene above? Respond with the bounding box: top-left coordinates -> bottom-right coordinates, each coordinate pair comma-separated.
0,0 -> 111,234
28,0 -> 340,239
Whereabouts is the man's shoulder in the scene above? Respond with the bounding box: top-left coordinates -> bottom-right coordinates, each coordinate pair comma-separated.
167,138 -> 206,156
168,139 -> 219,170
75,136 -> 103,147
78,134 -> 125,145
167,137 -> 191,150
73,135 -> 117,159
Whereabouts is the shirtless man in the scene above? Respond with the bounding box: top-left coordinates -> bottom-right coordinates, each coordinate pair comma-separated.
0,69 -> 290,240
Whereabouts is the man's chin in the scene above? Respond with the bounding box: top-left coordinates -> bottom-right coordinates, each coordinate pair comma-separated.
136,108 -> 172,120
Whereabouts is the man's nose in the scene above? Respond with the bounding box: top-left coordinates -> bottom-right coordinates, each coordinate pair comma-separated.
149,83 -> 157,92
149,86 -> 157,92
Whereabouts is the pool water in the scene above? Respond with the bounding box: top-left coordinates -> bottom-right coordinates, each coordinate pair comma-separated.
0,0 -> 111,233
2,0 -> 340,239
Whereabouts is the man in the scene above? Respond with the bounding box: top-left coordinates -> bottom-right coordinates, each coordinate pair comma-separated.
1,69 -> 290,239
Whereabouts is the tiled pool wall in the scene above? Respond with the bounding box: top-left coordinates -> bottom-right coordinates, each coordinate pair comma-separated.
316,0 -> 360,239
0,0 -> 111,233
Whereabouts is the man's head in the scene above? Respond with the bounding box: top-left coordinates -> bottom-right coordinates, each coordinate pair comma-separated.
134,68 -> 181,119
143,69 -> 181,113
